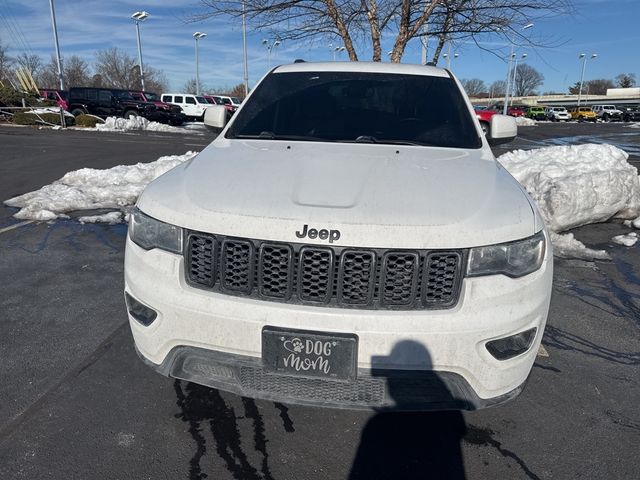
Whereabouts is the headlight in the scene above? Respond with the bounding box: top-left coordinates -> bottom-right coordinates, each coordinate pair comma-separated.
129,207 -> 182,254
467,231 -> 545,278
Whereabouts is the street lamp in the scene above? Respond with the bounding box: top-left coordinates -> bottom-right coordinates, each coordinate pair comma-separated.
131,11 -> 149,91
330,45 -> 346,61
577,53 -> 597,106
193,32 -> 207,95
262,39 -> 281,69
503,22 -> 534,115
442,52 -> 459,70
510,53 -> 527,103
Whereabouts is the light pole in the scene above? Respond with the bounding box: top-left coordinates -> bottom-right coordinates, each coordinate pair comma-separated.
262,39 -> 281,69
242,1 -> 249,96
131,11 -> 149,91
577,53 -> 597,106
442,52 -> 459,70
510,53 -> 527,103
193,32 -> 207,95
48,0 -> 64,90
330,45 -> 345,61
503,23 -> 534,115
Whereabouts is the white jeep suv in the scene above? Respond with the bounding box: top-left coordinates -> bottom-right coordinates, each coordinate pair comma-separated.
125,62 -> 553,410
545,106 -> 571,122
591,104 -> 623,122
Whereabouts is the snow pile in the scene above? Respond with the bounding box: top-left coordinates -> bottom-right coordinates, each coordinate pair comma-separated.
499,143 -> 640,259
95,116 -> 182,133
627,123 -> 640,129
78,212 -> 123,224
4,152 -> 198,221
611,232 -> 638,247
623,217 -> 640,228
28,107 -> 74,118
515,117 -> 537,126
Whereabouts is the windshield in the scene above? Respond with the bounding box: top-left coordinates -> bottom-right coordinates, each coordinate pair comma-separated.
196,96 -> 207,104
230,97 -> 241,104
145,92 -> 160,101
227,71 -> 481,149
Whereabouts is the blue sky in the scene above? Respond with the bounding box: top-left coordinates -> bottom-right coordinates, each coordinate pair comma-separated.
1,0 -> 639,93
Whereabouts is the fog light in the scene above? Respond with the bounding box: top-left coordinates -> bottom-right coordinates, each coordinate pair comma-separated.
486,328 -> 537,360
125,292 -> 157,326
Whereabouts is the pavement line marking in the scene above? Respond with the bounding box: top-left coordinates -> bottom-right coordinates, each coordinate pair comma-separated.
0,220 -> 33,234
537,344 -> 550,357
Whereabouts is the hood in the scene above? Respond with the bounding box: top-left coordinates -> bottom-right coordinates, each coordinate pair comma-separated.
138,140 -> 538,249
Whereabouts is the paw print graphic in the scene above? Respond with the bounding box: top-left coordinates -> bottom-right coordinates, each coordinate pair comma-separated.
292,338 -> 304,353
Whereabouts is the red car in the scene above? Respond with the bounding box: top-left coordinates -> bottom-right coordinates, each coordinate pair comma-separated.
203,95 -> 237,114
489,104 -> 526,117
474,107 -> 498,135
129,91 -> 186,125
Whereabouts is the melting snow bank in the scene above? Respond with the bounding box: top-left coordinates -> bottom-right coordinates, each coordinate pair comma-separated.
499,143 -> 640,259
611,232 -> 638,247
95,116 -> 183,133
78,212 -> 123,224
515,117 -> 537,126
4,152 -> 198,221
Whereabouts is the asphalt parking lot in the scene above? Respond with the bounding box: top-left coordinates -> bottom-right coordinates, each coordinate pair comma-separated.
1,122 -> 639,480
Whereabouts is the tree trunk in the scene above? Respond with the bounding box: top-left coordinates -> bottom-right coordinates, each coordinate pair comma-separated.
324,0 -> 359,61
366,0 -> 382,61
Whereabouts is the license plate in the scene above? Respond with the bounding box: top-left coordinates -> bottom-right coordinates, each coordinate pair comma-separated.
262,327 -> 358,381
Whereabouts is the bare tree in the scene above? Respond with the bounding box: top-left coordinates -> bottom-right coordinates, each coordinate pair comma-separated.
182,78 -> 199,94
488,80 -> 506,97
584,78 -> 614,95
513,63 -> 543,96
0,41 -> 14,84
15,53 -> 43,84
460,78 -> 486,97
93,48 -> 168,92
196,0 -> 571,64
615,73 -> 636,88
64,55 -> 91,88
227,83 -> 247,99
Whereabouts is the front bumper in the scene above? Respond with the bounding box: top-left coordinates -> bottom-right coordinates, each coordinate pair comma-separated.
136,344 -> 526,410
125,233 -> 553,409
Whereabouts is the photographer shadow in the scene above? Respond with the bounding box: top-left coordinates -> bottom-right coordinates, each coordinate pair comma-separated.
349,340 -> 468,480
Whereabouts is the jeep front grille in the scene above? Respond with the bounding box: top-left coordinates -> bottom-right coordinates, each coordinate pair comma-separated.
185,232 -> 465,310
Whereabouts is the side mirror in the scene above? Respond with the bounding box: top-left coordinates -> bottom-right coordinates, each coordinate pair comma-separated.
487,114 -> 517,146
204,105 -> 228,131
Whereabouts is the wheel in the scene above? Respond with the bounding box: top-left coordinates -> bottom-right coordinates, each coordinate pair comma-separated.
602,113 -> 610,122
480,121 -> 489,136
125,110 -> 139,119
71,108 -> 85,117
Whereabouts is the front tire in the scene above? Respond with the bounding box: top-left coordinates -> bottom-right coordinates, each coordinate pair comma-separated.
125,110 -> 139,119
71,108 -> 85,117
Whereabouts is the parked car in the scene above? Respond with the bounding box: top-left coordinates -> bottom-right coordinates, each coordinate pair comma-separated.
490,104 -> 526,117
475,107 -> 498,135
130,91 -> 186,125
126,61 -> 553,411
620,106 -> 640,122
202,95 -> 223,105
40,89 -> 68,111
569,106 -> 597,122
526,106 -> 546,121
67,87 -> 161,120
160,93 -> 210,121
591,104 -> 623,122
209,94 -> 238,114
545,106 -> 571,122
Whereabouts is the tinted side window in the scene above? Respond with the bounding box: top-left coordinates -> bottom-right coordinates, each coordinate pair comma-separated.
99,91 -> 112,103
87,90 -> 97,101
162,95 -> 171,102
186,97 -> 196,105
174,96 -> 183,103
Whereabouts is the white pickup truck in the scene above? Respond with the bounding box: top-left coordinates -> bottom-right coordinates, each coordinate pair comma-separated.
125,62 -> 553,410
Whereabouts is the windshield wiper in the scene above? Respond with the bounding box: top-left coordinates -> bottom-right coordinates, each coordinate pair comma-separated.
234,132 -> 329,142
349,136 -> 424,146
